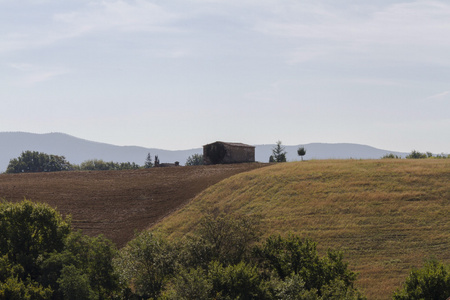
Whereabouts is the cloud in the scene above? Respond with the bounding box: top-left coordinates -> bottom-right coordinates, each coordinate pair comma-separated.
252,1 -> 450,65
53,0 -> 181,34
426,91 -> 450,101
8,63 -> 70,86
0,0 -> 182,55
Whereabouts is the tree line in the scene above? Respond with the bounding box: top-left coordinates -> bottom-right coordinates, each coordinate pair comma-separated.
4,151 -> 205,174
2,200 -> 448,299
382,150 -> 450,159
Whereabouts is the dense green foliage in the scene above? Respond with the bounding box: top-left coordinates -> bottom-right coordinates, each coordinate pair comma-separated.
116,214 -> 364,299
405,150 -> 450,159
393,259 -> 450,300
77,159 -> 141,171
185,154 -> 204,166
270,141 -> 287,163
5,150 -> 144,173
6,151 -> 73,173
406,150 -> 428,159
3,199 -> 449,299
382,153 -> 402,159
0,200 -> 119,299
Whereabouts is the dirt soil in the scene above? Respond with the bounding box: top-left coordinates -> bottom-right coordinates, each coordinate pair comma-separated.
0,164 -> 266,247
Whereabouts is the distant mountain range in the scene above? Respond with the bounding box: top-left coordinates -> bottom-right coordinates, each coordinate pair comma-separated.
0,132 -> 408,172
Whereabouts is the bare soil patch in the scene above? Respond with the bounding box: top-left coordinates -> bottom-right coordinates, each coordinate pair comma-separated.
0,163 -> 265,247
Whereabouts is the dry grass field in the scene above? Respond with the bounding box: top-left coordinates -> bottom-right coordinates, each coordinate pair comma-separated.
154,159 -> 450,300
0,163 -> 266,247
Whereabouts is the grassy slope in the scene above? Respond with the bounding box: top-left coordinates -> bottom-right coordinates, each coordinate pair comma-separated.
153,159 -> 450,300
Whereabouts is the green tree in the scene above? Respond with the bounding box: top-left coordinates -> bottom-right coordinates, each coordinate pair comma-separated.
182,214 -> 260,267
186,154 -> 204,166
406,150 -> 427,159
57,265 -> 93,300
79,159 -> 140,171
297,147 -> 306,161
0,200 -> 71,280
254,234 -> 358,297
144,153 -> 153,168
271,141 -> 287,163
42,231 -> 120,300
0,277 -> 52,300
164,266 -> 212,300
393,259 -> 450,300
6,151 -> 72,173
0,200 -> 120,299
208,260 -> 269,299
274,273 -> 318,300
115,231 -> 176,299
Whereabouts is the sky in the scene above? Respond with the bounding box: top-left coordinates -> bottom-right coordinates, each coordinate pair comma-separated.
1,0 -> 449,153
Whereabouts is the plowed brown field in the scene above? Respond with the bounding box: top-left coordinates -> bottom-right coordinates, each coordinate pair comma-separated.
0,163 -> 266,247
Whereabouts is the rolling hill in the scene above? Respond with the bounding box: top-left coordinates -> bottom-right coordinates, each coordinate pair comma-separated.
153,159 -> 450,300
0,163 -> 266,247
0,131 -> 408,172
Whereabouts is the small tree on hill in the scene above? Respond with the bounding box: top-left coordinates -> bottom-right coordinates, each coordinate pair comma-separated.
270,141 -> 287,163
297,146 -> 306,161
144,153 -> 153,168
186,154 -> 203,166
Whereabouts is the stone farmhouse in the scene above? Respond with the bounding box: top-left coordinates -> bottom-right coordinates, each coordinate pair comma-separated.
203,141 -> 255,165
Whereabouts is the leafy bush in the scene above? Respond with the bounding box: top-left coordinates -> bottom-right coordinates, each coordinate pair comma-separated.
78,159 -> 140,171
406,150 -> 428,159
393,259 -> 450,300
382,153 -> 401,159
254,234 -> 359,297
0,200 -> 120,300
186,154 -> 204,166
115,231 -> 176,299
118,213 -> 363,299
6,151 -> 73,173
209,260 -> 270,299
163,266 -> 212,300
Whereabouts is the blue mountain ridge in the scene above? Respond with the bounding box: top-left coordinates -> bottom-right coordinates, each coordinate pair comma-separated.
0,132 -> 408,172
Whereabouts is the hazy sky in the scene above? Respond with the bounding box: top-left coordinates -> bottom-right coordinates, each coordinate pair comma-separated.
1,0 -> 449,152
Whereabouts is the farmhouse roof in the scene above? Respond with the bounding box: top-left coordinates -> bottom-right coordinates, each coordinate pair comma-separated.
203,141 -> 255,148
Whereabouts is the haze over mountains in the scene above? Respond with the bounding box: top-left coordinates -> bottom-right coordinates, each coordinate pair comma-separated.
0,132 -> 408,172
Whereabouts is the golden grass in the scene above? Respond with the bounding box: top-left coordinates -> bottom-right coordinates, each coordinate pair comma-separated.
153,159 -> 450,300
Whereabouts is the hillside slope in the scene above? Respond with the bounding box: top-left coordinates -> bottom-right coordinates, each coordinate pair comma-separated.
153,159 -> 450,300
0,163 -> 266,247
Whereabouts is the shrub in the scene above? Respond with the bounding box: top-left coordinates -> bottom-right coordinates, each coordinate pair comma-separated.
6,151 -> 72,173
254,235 -> 358,296
382,153 -> 401,159
406,150 -> 427,159
0,200 -> 120,300
115,231 -> 176,299
186,154 -> 204,166
393,259 -> 450,300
